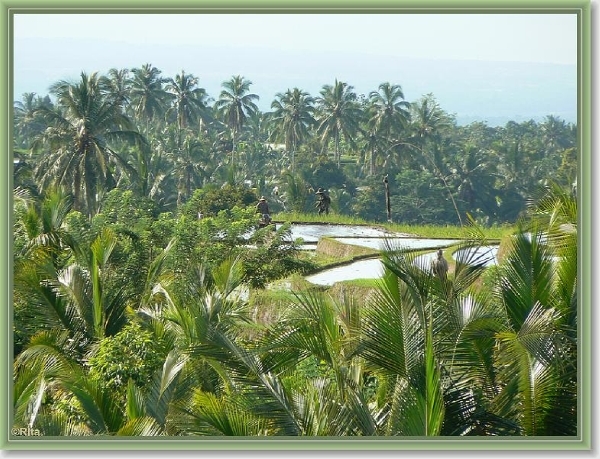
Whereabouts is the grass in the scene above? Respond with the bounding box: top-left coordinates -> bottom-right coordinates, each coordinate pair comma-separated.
385,222 -> 514,240
274,211 -> 515,240
337,278 -> 381,289
273,211 -> 370,226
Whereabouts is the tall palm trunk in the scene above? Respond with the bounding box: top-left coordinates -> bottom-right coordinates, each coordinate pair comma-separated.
335,130 -> 340,167
291,138 -> 297,173
370,144 -> 376,176
231,128 -> 237,168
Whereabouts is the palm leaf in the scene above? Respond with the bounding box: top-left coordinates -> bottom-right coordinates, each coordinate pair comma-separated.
126,379 -> 146,421
500,230 -> 556,330
143,350 -> 188,429
31,410 -> 90,436
116,417 -> 164,436
424,330 -> 445,436
360,267 -> 423,378
65,377 -> 124,434
178,390 -> 267,436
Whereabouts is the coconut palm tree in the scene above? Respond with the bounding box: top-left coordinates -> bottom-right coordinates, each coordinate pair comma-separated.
213,75 -> 260,168
540,115 -> 574,156
363,82 -> 411,175
368,83 -> 411,134
101,68 -> 131,107
408,94 -> 453,157
450,144 -> 499,217
316,79 -> 362,167
165,70 -> 211,132
171,131 -> 209,205
269,88 -> 316,172
13,186 -> 79,268
13,341 -> 179,436
129,64 -> 170,132
14,92 -> 52,148
490,227 -> 577,435
13,188 -> 81,356
33,72 -> 143,216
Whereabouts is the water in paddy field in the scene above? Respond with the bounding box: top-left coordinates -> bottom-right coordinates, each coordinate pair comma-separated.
277,223 -> 401,243
452,246 -> 499,267
335,237 -> 461,251
306,246 -> 500,287
269,224 -> 500,286
305,258 -> 385,286
280,223 -> 461,252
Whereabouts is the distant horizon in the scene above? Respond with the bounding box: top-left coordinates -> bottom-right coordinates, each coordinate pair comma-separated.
13,13 -> 578,127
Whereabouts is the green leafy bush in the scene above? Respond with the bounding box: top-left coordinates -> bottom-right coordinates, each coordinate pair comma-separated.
87,322 -> 166,395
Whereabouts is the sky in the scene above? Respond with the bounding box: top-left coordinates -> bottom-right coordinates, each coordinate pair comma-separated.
12,13 -> 579,124
13,14 -> 577,64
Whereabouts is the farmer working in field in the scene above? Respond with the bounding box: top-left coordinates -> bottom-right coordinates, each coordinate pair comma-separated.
315,188 -> 331,215
256,196 -> 272,225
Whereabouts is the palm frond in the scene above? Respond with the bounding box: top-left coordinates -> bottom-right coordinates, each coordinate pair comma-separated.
65,376 -> 124,434
116,417 -> 164,436
360,267 -> 423,378
499,230 -> 556,330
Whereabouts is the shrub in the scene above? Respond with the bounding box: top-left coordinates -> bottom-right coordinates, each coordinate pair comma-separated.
87,322 -> 166,396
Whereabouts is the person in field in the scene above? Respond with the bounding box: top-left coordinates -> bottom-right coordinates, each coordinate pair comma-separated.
256,196 -> 272,226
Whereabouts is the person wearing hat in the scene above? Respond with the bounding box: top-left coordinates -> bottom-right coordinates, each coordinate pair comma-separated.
315,187 -> 331,215
256,196 -> 271,225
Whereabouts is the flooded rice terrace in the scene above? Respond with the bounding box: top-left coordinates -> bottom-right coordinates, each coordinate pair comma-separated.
282,223 -> 499,287
277,223 -> 401,243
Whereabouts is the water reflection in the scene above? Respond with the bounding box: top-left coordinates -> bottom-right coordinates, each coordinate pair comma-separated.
278,223 -> 401,243
335,237 -> 461,251
305,258 -> 384,286
412,246 -> 499,272
307,245 -> 500,286
453,246 -> 499,267
267,224 -> 502,286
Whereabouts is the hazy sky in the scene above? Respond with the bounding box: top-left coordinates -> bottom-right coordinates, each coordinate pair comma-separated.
14,13 -> 577,64
12,13 -> 579,123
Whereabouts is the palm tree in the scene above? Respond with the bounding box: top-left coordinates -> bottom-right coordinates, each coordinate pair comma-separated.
357,124 -> 386,178
269,88 -> 316,172
129,64 -> 170,132
364,82 -> 411,175
101,68 -> 131,108
33,72 -> 143,216
408,94 -> 453,153
13,188 -> 80,355
362,226 -> 576,436
316,79 -> 362,167
490,227 -> 577,435
213,75 -> 259,167
280,172 -> 310,213
138,257 -> 260,432
368,83 -> 410,134
14,343 -> 177,436
450,144 -> 499,218
14,93 -> 52,148
171,131 -> 209,205
13,211 -> 133,434
540,115 -> 573,156
165,70 -> 211,132
13,186 -> 77,265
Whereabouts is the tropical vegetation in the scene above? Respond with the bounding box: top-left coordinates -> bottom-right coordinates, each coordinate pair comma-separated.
12,66 -> 578,437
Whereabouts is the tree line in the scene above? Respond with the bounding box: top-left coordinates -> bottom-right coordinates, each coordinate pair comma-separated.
14,64 -> 577,225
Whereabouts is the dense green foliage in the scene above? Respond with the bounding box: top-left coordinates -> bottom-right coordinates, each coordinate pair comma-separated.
14,66 -> 577,225
12,67 -> 578,438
